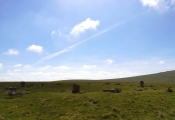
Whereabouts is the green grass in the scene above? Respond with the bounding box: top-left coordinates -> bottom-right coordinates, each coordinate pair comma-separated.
0,81 -> 175,120
107,70 -> 175,83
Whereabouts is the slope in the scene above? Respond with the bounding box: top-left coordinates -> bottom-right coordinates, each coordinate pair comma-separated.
108,70 -> 175,82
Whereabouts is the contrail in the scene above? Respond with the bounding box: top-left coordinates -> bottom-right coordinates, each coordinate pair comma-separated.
35,17 -> 138,65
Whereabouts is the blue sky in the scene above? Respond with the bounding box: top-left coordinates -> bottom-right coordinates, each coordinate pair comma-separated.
0,0 -> 175,81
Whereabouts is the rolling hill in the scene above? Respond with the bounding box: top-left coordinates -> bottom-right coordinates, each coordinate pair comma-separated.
108,70 -> 175,82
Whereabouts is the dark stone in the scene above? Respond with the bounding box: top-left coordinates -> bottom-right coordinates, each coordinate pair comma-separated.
8,91 -> 23,96
72,84 -> 80,93
103,88 -> 121,93
5,86 -> 17,91
167,87 -> 173,92
115,88 -> 122,93
140,81 -> 144,87
21,81 -> 25,87
103,89 -> 116,93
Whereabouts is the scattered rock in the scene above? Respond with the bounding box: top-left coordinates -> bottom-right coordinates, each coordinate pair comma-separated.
5,86 -> 17,91
21,81 -> 25,87
103,88 -> 121,93
167,87 -> 173,92
115,88 -> 122,93
140,81 -> 144,87
103,89 -> 116,93
8,91 -> 23,96
72,84 -> 80,93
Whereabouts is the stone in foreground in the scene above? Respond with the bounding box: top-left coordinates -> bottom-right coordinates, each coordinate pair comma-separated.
72,84 -> 80,93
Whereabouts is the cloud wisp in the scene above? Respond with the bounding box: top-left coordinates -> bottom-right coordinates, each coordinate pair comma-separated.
13,64 -> 22,67
35,14 -> 143,65
105,59 -> 115,64
83,65 -> 96,69
140,0 -> 175,11
158,60 -> 165,64
54,66 -> 70,70
3,49 -> 19,55
35,22 -> 126,65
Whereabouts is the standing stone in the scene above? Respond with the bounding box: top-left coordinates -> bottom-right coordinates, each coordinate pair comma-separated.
21,81 -> 25,87
140,81 -> 144,87
167,87 -> 173,92
72,84 -> 80,93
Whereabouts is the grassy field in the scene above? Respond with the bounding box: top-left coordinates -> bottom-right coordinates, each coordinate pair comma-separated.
0,80 -> 175,120
0,71 -> 175,120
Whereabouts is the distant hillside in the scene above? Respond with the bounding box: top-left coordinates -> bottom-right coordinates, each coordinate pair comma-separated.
108,70 -> 175,82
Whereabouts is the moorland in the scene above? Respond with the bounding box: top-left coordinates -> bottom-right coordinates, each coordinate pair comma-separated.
0,70 -> 175,120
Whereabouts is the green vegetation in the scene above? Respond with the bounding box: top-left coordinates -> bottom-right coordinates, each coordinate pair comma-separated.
108,70 -> 175,83
0,71 -> 175,120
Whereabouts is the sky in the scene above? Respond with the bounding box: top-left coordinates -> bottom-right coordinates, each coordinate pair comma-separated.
0,0 -> 175,81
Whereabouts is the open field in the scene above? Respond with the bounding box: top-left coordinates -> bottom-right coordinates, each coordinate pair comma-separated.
0,81 -> 175,120
0,71 -> 175,120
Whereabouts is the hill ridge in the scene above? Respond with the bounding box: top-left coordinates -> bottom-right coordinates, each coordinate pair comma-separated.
108,70 -> 175,82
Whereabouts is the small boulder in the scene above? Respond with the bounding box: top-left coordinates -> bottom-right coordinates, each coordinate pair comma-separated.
140,81 -> 144,87
8,91 -> 23,96
103,88 -> 121,93
72,84 -> 80,93
115,88 -> 121,93
167,87 -> 173,92
21,81 -> 25,87
5,86 -> 17,91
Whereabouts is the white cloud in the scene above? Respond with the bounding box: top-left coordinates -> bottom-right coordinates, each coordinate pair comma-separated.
54,66 -> 70,70
37,65 -> 70,71
24,65 -> 31,69
70,18 -> 100,37
0,63 -> 3,70
83,65 -> 96,69
38,65 -> 52,71
105,59 -> 114,64
1,58 -> 175,81
3,49 -> 19,55
26,45 -> 43,53
13,69 -> 21,72
13,64 -> 22,67
141,0 -> 159,7
51,30 -> 56,36
158,60 -> 165,64
51,29 -> 68,38
140,0 -> 175,11
51,18 -> 100,39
